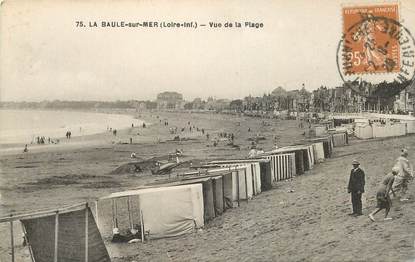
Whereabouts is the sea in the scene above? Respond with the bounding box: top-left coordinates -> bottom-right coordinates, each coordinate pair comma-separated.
0,109 -> 142,144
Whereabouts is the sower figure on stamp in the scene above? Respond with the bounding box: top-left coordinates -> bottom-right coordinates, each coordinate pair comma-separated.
393,149 -> 414,201
348,159 -> 365,216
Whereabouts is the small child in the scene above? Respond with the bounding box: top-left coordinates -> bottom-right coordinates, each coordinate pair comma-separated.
368,167 -> 398,222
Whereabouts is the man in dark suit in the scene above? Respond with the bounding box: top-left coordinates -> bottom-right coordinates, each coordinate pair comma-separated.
348,159 -> 365,216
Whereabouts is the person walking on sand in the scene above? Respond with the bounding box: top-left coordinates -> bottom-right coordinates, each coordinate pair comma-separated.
348,159 -> 365,216
23,144 -> 28,153
392,148 -> 413,201
369,166 -> 398,222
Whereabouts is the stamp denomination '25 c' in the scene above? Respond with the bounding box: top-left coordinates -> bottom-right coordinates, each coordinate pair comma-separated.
342,4 -> 400,75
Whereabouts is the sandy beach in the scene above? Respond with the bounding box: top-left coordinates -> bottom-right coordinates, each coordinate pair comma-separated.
1,111 -> 414,261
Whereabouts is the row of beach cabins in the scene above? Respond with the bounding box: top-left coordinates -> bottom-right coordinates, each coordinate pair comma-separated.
0,130 -> 349,262
307,113 -> 415,140
3,112 -> 414,261
329,113 -> 415,139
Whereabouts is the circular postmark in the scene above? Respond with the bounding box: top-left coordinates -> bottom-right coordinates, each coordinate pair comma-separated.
336,14 -> 415,96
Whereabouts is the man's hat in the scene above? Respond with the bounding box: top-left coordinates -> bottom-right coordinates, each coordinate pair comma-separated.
352,159 -> 360,165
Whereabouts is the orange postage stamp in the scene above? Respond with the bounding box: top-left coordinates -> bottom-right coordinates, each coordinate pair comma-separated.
342,3 -> 400,75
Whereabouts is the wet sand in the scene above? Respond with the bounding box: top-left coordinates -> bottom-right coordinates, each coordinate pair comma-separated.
0,111 -> 414,261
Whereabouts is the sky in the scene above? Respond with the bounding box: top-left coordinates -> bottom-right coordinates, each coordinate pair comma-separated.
1,0 -> 415,102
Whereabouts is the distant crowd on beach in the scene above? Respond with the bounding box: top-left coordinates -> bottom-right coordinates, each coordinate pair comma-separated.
23,120 -> 151,153
24,135 -> 61,153
29,129 -> 74,146
152,115 -> 243,153
164,117 -> 210,140
24,129 -> 74,152
32,136 -> 60,145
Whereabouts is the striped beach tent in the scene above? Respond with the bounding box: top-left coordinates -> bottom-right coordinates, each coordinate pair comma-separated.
224,170 -> 241,208
0,203 -> 110,262
305,136 -> 333,158
211,176 -> 225,216
290,144 -> 314,171
204,159 -> 266,194
264,146 -> 309,174
262,152 -> 296,181
182,167 -> 247,208
330,132 -> 348,147
312,142 -> 325,163
307,145 -> 315,168
178,177 -> 216,222
233,167 -> 253,200
355,124 -> 373,139
154,166 -> 249,210
372,123 -> 407,138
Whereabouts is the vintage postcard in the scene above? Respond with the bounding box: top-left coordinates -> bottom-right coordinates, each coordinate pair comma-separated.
1,0 -> 415,261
